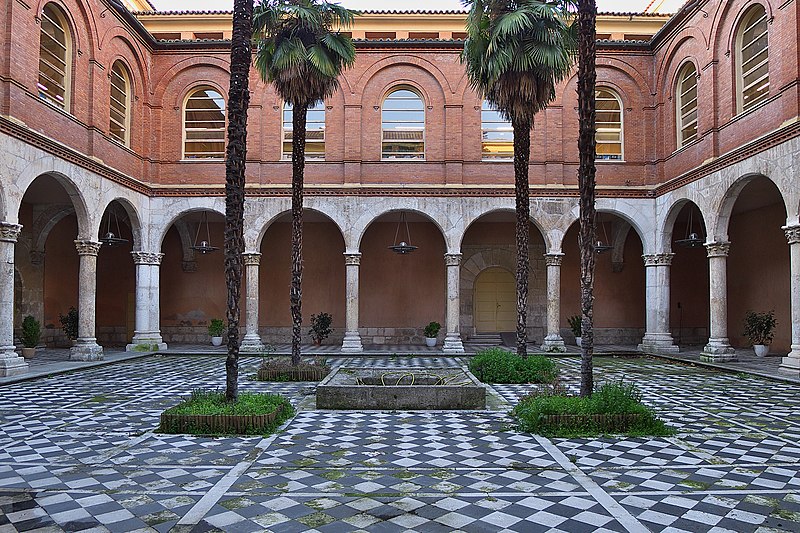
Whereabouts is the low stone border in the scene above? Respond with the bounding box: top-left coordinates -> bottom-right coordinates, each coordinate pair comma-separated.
256,365 -> 331,382
160,405 -> 288,434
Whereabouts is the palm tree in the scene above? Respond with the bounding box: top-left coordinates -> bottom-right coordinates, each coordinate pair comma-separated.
576,0 -> 596,397
224,0 -> 255,402
253,0 -> 356,365
462,0 -> 575,357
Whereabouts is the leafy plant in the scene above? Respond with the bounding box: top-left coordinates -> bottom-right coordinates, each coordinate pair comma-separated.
59,307 -> 78,340
423,321 -> 441,338
309,313 -> 333,344
742,310 -> 777,346
21,315 -> 41,348
512,380 -> 673,437
208,318 -> 225,337
468,348 -> 557,384
567,315 -> 582,338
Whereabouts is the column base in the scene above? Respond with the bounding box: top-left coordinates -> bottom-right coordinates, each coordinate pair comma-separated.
638,333 -> 680,354
70,339 -> 104,361
541,335 -> 566,353
779,346 -> 800,373
443,334 -> 465,354
240,334 -> 266,353
341,332 -> 363,353
0,348 -> 29,376
701,338 -> 736,362
127,334 -> 167,353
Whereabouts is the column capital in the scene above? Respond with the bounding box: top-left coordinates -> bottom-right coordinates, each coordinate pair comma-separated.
444,253 -> 462,267
0,222 -> 22,243
705,241 -> 730,258
642,253 -> 674,267
544,253 -> 564,267
242,252 -> 262,266
74,240 -> 102,256
784,225 -> 800,245
344,252 -> 361,266
131,251 -> 164,265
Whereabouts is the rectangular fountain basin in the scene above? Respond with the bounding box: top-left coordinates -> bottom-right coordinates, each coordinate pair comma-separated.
316,367 -> 486,410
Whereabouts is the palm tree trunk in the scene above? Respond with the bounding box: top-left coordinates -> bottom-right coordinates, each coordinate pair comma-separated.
512,116 -> 531,358
577,0 -> 597,398
223,0 -> 254,401
290,102 -> 308,366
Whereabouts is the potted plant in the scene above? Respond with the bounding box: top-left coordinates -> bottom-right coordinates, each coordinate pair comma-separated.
743,310 -> 777,357
59,307 -> 78,346
21,315 -> 41,358
309,313 -> 333,345
568,315 -> 582,347
424,321 -> 441,347
208,318 -> 225,347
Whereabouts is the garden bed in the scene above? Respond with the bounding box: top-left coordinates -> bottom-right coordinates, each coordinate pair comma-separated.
468,348 -> 557,384
256,358 -> 331,382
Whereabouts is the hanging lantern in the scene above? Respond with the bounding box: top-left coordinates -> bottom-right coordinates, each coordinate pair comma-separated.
674,206 -> 705,248
99,205 -> 129,247
389,211 -> 418,254
191,212 -> 219,254
595,218 -> 613,254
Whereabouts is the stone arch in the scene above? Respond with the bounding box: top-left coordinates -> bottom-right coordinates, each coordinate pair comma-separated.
28,204 -> 76,262
155,204 -> 225,250
18,171 -> 92,239
355,208 -> 448,252
560,201 -> 654,255
458,207 -> 552,252
659,198 -> 708,253
713,173 -> 787,241
99,197 -> 143,251
254,206 -> 347,252
459,249 -> 517,336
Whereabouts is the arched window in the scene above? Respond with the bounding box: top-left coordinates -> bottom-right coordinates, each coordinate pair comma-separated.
38,3 -> 72,110
676,62 -> 698,147
737,4 -> 769,112
481,100 -> 513,160
283,101 -> 325,160
109,61 -> 132,146
381,88 -> 425,160
595,88 -> 623,161
183,87 -> 226,159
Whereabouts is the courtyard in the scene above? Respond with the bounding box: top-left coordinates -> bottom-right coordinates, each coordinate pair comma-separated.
0,355 -> 799,532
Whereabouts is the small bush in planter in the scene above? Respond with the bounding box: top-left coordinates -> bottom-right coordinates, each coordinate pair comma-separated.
468,347 -> 557,384
567,315 -> 582,338
59,307 -> 78,341
742,310 -> 777,346
309,313 -> 333,344
257,355 -> 331,382
423,321 -> 441,338
22,315 -> 41,348
207,319 -> 225,337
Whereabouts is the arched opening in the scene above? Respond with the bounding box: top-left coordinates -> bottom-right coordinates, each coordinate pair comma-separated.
725,176 -> 789,352
561,213 -> 645,345
360,211 -> 444,344
16,174 -> 82,348
259,210 -> 345,344
159,210 -> 226,344
95,201 -> 136,346
668,201 -> 709,346
460,211 -> 546,343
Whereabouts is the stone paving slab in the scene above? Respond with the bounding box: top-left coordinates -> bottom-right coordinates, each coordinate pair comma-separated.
1,354 -> 800,532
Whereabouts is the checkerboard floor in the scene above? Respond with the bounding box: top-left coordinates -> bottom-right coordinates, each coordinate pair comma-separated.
1,354 -> 800,532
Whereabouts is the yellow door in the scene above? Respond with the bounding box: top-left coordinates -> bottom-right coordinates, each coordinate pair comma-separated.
474,267 -> 516,333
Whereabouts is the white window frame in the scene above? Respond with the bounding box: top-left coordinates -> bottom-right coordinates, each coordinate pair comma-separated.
38,3 -> 72,110
595,88 -> 623,161
481,100 -> 513,161
381,87 -> 425,160
109,60 -> 132,146
736,4 -> 770,113
282,101 -> 326,161
182,86 -> 226,160
676,62 -> 698,148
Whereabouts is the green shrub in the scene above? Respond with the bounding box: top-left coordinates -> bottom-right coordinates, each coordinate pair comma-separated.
512,380 -> 673,437
59,307 -> 78,340
208,318 -> 225,337
742,310 -> 777,345
309,313 -> 333,344
468,348 -> 557,384
567,315 -> 582,337
423,321 -> 441,338
21,315 -> 41,348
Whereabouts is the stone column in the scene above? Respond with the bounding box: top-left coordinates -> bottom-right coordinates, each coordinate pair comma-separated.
781,226 -> 800,372
127,251 -> 167,352
0,223 -> 29,376
639,253 -> 679,354
541,253 -> 566,352
341,253 -> 363,352
240,252 -> 265,353
443,253 -> 465,353
701,242 -> 736,361
70,240 -> 103,361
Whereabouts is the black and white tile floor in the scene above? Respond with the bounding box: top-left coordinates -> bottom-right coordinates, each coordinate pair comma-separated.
1,355 -> 799,532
